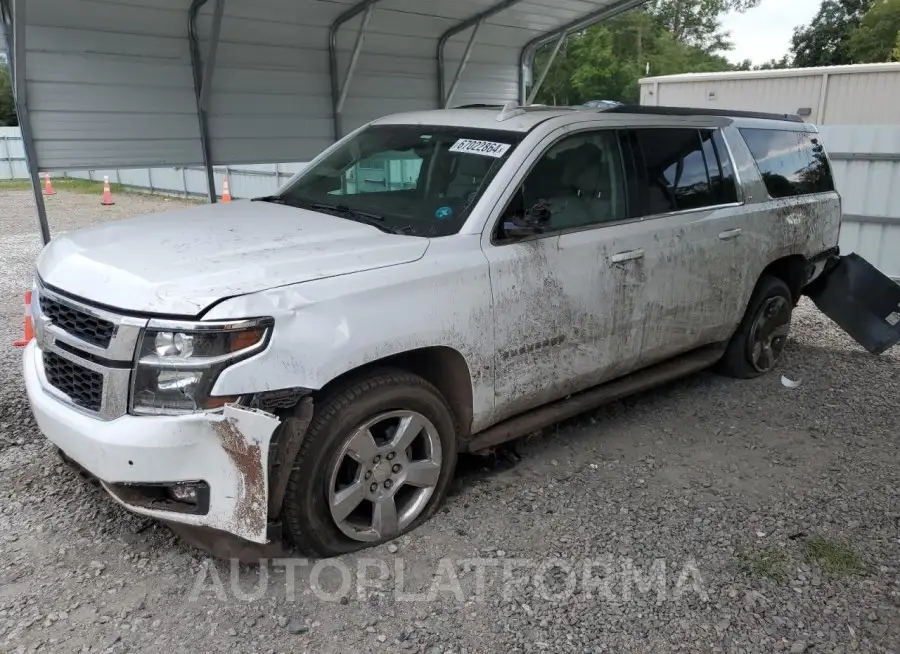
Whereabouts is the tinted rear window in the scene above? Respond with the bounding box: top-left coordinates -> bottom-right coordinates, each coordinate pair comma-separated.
740,128 -> 835,198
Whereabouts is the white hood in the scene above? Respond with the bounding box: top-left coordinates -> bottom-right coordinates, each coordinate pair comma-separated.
36,200 -> 429,315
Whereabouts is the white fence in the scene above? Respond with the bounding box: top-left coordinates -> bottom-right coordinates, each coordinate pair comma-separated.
1,125 -> 898,277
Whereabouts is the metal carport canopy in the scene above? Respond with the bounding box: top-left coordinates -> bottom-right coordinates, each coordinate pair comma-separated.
1,0 -> 648,242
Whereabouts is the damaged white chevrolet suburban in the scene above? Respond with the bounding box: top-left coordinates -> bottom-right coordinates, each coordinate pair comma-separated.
25,103 -> 893,558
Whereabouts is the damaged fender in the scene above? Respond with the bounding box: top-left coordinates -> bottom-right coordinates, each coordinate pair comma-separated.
103,405 -> 281,544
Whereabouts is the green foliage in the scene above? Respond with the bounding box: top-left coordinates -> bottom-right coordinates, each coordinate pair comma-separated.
532,10 -> 734,106
737,548 -> 788,583
790,0 -> 873,67
0,178 -> 126,193
804,536 -> 864,576
646,0 -> 761,51
847,0 -> 900,63
733,56 -> 792,71
0,63 -> 18,127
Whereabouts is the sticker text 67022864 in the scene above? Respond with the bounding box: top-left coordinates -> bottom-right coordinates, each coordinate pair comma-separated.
448,139 -> 511,158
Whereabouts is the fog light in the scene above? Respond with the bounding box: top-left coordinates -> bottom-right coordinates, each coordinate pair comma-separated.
169,483 -> 199,504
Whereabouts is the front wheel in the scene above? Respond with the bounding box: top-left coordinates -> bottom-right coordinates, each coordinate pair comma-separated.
282,370 -> 458,557
717,275 -> 793,379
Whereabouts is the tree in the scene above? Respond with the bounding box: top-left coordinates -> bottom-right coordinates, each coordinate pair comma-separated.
531,10 -> 734,106
756,55 -> 793,70
646,0 -> 761,51
733,56 -> 792,71
848,0 -> 900,63
0,64 -> 17,127
894,31 -> 900,60
790,0 -> 873,67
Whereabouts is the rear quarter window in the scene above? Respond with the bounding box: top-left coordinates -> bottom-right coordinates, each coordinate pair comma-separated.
739,128 -> 835,199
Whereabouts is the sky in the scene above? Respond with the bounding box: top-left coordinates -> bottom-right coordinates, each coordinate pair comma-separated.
719,0 -> 822,65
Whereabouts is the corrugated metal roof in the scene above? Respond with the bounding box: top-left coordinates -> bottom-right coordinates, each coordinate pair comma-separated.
7,0 -> 649,170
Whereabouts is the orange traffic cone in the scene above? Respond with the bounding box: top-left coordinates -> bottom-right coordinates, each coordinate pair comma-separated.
221,176 -> 232,203
12,290 -> 34,347
43,173 -> 56,196
101,175 -> 115,206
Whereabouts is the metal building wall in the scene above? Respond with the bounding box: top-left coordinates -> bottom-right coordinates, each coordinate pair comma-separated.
25,0 -> 203,169
819,125 -> 900,278
821,70 -> 900,124
639,64 -> 900,125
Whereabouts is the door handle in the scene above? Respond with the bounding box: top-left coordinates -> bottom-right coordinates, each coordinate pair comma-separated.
610,248 -> 645,263
718,228 -> 742,241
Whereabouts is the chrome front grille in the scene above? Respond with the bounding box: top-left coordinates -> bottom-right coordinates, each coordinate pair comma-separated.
42,351 -> 104,412
33,282 -> 148,420
39,294 -> 114,348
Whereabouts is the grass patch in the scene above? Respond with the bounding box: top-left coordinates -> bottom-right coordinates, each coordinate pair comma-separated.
0,177 -> 126,194
737,547 -> 788,583
804,536 -> 863,576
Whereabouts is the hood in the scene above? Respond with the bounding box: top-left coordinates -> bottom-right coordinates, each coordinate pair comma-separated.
36,200 -> 429,315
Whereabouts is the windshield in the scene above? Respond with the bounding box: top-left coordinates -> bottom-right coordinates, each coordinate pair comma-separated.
270,125 -> 522,237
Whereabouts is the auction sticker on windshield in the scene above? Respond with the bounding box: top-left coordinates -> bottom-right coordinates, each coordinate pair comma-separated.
449,139 -> 511,158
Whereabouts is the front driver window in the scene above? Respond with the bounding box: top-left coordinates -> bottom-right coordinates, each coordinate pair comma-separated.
499,130 -> 627,237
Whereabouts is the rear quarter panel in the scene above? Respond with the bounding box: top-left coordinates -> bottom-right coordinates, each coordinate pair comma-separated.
722,123 -> 841,319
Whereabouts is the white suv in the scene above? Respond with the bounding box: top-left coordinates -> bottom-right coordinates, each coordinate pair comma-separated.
24,103 -> 849,557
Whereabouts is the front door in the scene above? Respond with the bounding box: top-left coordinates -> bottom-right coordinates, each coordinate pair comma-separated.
482,127 -> 653,424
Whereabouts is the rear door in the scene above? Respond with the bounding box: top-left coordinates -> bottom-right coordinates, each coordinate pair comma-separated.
624,126 -> 747,366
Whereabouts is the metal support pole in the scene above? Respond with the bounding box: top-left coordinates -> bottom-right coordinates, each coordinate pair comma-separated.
436,0 -> 524,108
330,0 -> 384,142
188,0 -> 225,203
5,0 -> 51,244
336,3 -> 374,115
526,32 -> 565,105
199,0 -> 225,112
443,19 -> 483,108
518,0 -> 647,105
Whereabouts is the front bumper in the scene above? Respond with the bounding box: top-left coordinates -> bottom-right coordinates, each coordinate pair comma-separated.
23,341 -> 280,543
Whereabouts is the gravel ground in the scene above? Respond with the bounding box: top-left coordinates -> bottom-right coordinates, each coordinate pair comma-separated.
1,190 -> 899,654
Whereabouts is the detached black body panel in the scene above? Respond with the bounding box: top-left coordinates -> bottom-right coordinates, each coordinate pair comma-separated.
807,253 -> 900,355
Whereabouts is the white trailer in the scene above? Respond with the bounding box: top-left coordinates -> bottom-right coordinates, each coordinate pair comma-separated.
639,63 -> 900,125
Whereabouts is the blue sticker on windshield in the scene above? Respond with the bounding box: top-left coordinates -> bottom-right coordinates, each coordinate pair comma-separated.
435,206 -> 453,220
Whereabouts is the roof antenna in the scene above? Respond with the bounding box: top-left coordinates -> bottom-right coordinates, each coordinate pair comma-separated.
497,100 -> 526,122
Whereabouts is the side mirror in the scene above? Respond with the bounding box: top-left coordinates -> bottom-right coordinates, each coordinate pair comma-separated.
502,201 -> 552,238
502,221 -> 544,239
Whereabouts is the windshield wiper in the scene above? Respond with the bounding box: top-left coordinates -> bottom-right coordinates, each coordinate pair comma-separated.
304,201 -> 410,236
252,194 -> 288,205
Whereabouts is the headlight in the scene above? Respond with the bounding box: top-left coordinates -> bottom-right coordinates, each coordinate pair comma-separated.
130,318 -> 273,415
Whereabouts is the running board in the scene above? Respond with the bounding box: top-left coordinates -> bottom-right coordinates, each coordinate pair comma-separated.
465,343 -> 726,452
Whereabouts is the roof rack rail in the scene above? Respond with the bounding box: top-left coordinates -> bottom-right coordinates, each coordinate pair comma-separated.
604,104 -> 804,123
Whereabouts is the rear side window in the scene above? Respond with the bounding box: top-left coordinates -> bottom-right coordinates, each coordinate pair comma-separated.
633,128 -> 737,215
740,128 -> 835,198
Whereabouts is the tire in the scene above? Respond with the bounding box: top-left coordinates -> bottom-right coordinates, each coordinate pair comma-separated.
282,369 -> 458,557
717,275 -> 793,379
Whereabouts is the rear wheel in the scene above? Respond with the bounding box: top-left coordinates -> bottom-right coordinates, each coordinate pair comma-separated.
282,370 -> 458,557
717,275 -> 793,379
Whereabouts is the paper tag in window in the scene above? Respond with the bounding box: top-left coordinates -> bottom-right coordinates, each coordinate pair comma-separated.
886,311 -> 900,327
449,139 -> 511,158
